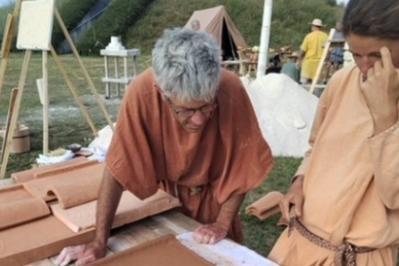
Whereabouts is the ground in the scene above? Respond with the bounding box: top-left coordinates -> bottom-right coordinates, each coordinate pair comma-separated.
0,52 -> 299,257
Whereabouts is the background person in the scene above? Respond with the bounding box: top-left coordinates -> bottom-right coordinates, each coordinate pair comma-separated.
299,18 -> 328,84
281,52 -> 300,83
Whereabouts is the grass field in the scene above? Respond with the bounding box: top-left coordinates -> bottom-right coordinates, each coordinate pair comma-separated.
0,52 -> 299,257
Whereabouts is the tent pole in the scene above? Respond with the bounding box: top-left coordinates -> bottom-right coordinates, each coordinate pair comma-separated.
256,0 -> 273,79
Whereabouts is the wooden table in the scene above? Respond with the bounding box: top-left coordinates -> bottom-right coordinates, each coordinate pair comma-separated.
32,210 -> 200,266
0,179 -> 199,266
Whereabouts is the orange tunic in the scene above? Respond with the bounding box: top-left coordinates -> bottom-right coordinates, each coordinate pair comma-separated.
269,66 -> 399,265
106,68 -> 273,242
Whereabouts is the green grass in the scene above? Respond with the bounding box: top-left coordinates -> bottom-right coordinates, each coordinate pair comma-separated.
241,157 -> 301,256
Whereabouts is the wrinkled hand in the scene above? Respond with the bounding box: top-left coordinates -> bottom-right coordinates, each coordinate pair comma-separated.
54,241 -> 106,266
279,175 -> 304,222
193,223 -> 228,244
361,47 -> 399,134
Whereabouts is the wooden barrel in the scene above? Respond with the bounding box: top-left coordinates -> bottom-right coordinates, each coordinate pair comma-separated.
1,124 -> 31,154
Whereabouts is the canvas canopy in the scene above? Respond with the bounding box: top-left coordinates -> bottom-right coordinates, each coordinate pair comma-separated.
185,5 -> 247,60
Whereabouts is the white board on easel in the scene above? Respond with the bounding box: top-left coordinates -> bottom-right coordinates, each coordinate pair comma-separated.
16,0 -> 55,51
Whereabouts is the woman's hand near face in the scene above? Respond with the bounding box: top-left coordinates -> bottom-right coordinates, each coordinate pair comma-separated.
361,47 -> 399,135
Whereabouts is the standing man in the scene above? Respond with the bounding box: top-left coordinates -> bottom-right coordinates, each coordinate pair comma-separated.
299,18 -> 328,84
55,28 -> 273,265
269,0 -> 399,265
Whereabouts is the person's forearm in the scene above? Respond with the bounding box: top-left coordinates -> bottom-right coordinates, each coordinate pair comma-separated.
299,50 -> 305,61
216,193 -> 245,230
94,168 -> 123,247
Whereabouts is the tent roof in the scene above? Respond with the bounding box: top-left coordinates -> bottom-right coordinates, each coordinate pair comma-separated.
184,5 -> 247,49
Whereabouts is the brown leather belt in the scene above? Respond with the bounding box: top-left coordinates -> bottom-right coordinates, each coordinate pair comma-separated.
290,218 -> 375,266
174,183 -> 203,198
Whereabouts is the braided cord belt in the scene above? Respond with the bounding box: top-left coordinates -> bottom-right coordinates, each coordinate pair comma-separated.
290,218 -> 375,266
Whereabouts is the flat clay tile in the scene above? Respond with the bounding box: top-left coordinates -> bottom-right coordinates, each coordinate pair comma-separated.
91,234 -> 214,266
0,216 -> 95,265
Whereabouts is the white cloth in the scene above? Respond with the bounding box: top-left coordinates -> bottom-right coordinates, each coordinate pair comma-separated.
36,150 -> 74,165
177,232 -> 278,266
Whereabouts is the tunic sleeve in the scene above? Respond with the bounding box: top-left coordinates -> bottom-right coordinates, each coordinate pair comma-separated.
106,72 -> 158,199
368,121 -> 399,209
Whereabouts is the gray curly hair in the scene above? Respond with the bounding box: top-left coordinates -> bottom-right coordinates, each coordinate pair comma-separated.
152,28 -> 221,103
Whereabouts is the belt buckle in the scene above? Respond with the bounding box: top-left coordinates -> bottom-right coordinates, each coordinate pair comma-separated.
189,186 -> 202,196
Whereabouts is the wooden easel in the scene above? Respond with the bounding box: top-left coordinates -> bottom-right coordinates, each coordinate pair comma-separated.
0,51 -> 31,179
0,1 -> 22,99
0,0 -> 114,179
0,88 -> 18,166
309,28 -> 335,95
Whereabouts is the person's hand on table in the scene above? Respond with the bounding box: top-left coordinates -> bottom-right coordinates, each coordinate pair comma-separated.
54,241 -> 106,266
193,222 -> 228,245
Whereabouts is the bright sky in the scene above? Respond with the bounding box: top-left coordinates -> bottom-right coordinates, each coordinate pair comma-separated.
0,0 -> 12,7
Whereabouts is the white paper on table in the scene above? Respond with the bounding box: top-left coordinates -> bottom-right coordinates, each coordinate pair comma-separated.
36,150 -> 74,165
177,232 -> 279,266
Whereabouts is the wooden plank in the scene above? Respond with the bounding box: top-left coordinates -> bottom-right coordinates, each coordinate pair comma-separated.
0,50 -> 31,179
104,56 -> 110,98
0,88 -> 18,164
107,213 -> 194,253
54,9 -> 114,131
152,214 -> 192,234
0,14 -> 13,58
28,258 -> 55,266
0,0 -> 22,98
12,0 -> 22,18
101,77 -> 134,84
108,224 -> 155,252
42,50 -> 49,155
0,14 -> 14,99
0,177 -> 15,188
309,28 -> 335,94
107,234 -> 135,253
141,216 -> 178,236
168,211 -> 201,231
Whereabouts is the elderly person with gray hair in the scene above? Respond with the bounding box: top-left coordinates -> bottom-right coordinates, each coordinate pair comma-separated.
55,28 -> 273,265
